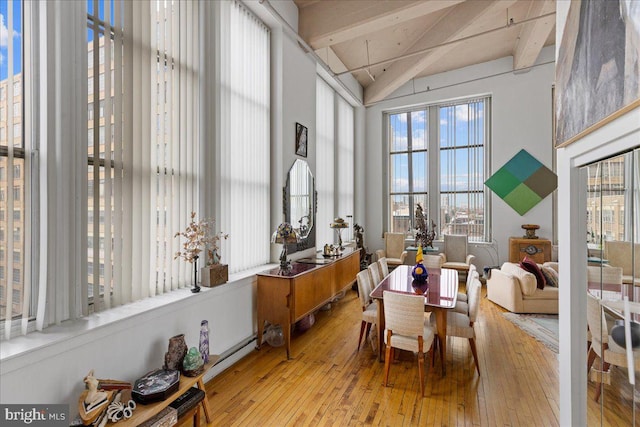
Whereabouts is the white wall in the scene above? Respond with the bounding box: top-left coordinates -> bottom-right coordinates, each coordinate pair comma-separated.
0,0 -> 365,410
0,274 -> 257,406
364,46 -> 556,268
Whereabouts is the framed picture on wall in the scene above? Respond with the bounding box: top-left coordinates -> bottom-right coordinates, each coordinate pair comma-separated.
295,122 -> 308,157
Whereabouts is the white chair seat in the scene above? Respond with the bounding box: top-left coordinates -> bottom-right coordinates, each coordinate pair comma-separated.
385,257 -> 404,266
362,303 -> 377,324
442,261 -> 471,271
454,300 -> 469,314
446,311 -> 475,338
457,292 -> 468,302
385,324 -> 435,352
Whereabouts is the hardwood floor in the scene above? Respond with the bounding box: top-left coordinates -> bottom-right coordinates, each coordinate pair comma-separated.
204,284 -> 638,426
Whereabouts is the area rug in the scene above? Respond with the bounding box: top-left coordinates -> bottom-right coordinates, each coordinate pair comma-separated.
502,313 -> 559,353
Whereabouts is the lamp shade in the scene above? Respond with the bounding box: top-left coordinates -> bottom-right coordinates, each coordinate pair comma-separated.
330,217 -> 349,229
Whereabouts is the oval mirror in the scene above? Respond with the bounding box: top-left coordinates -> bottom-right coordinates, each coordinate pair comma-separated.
284,159 -> 316,253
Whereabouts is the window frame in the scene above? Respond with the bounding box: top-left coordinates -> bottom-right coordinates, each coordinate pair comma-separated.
383,96 -> 491,243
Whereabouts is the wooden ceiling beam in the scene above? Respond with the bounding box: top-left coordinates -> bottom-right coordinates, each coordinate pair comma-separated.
513,0 -> 556,70
364,0 -> 516,105
299,0 -> 465,49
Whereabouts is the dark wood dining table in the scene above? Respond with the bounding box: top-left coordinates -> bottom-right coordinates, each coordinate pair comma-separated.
370,264 -> 459,375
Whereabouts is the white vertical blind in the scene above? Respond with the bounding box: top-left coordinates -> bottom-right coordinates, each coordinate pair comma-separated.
219,0 -> 270,273
337,95 -> 354,240
316,77 -> 335,248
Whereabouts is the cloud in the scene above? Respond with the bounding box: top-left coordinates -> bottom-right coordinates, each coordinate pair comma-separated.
0,14 -> 20,48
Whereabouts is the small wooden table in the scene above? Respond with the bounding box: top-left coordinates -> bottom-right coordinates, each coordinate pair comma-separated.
370,265 -> 458,375
105,355 -> 219,427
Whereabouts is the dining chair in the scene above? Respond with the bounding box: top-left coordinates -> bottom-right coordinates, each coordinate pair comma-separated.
356,270 -> 377,351
454,265 -> 478,314
368,263 -> 382,288
586,284 -> 640,402
441,234 -> 476,279
375,232 -> 408,269
422,254 -> 444,269
382,290 -> 436,397
377,257 -> 390,278
445,275 -> 482,375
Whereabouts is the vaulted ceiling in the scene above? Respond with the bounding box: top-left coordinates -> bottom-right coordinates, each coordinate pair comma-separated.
294,0 -> 556,105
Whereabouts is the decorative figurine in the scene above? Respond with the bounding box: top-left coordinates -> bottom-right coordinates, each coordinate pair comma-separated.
182,347 -> 204,377
164,334 -> 188,372
78,370 -> 115,425
415,203 -> 436,248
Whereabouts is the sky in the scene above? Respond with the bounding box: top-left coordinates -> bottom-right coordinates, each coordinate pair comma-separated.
389,102 -> 485,196
0,0 -> 21,81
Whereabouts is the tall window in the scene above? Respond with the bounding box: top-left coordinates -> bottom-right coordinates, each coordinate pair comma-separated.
86,0 -> 201,312
220,0 -> 270,273
0,0 -> 27,330
316,77 -> 335,248
386,97 -> 490,242
337,96 -> 354,241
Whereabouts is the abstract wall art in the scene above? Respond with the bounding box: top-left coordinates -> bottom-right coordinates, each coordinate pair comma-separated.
485,149 -> 557,216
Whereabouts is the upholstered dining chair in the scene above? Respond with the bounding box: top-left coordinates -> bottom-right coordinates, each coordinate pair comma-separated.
368,263 -> 382,288
356,270 -> 377,351
441,234 -> 476,278
375,232 -> 408,269
377,257 -> 390,278
422,254 -> 444,269
382,290 -> 436,397
444,275 -> 482,375
586,276 -> 640,402
454,269 -> 479,314
586,265 -> 618,351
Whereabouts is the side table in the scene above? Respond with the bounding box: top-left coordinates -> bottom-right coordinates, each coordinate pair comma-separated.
508,237 -> 551,264
106,355 -> 219,427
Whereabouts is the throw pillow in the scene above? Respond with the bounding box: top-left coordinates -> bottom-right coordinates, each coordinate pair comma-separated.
541,266 -> 559,287
520,256 -> 546,289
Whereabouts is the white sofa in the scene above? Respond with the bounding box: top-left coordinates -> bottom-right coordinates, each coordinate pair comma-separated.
487,262 -> 559,314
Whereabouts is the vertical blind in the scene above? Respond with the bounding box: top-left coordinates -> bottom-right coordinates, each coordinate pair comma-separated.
27,0 -> 202,336
219,0 -> 270,273
316,77 -> 334,248
439,97 -> 489,241
336,96 -> 354,240
92,0 -> 200,310
1,0 -> 30,339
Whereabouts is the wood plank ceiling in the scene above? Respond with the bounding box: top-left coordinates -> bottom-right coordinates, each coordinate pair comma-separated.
294,0 -> 556,105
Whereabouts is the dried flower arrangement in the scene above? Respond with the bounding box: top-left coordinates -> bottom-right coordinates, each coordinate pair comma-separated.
174,212 -> 229,265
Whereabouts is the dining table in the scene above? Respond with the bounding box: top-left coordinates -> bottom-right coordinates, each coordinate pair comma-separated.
370,264 -> 459,375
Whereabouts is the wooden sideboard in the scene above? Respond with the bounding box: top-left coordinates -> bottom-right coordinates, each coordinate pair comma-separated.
256,248 -> 360,359
509,237 -> 552,264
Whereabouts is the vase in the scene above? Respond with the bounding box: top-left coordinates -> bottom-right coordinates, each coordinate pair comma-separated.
199,320 -> 210,363
164,334 -> 188,371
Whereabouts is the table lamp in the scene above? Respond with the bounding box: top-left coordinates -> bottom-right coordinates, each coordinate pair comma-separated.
330,218 -> 349,251
272,222 -> 299,272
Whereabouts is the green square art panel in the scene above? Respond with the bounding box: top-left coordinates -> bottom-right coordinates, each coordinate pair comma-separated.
485,149 -> 557,216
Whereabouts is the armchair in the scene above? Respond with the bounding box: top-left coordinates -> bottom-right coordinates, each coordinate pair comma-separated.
441,234 -> 476,277
375,232 -> 407,268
